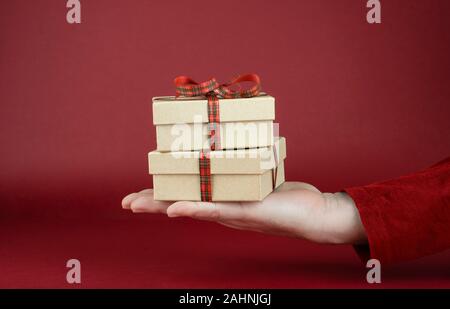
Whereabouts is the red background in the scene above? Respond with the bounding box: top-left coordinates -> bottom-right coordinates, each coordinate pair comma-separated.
1,0 -> 449,288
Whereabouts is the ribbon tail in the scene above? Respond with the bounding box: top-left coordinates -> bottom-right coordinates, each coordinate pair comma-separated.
272,144 -> 279,190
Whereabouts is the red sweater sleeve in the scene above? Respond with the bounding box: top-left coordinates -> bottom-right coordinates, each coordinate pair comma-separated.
344,157 -> 450,264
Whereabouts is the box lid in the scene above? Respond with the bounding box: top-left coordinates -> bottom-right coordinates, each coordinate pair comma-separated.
149,137 -> 286,175
152,93 -> 275,125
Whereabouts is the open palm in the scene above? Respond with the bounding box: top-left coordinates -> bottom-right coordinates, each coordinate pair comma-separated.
122,182 -> 366,245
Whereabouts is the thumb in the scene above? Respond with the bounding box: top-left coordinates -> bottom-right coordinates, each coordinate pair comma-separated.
167,201 -> 248,222
167,201 -> 221,221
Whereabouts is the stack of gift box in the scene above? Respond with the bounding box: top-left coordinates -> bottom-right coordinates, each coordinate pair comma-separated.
148,74 -> 287,202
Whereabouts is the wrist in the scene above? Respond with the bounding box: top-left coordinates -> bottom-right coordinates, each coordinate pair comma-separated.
322,192 -> 367,245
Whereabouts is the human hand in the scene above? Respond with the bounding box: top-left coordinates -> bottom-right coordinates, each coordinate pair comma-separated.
122,182 -> 367,245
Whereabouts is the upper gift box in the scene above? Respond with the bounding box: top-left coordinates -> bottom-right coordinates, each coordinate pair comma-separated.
152,93 -> 275,152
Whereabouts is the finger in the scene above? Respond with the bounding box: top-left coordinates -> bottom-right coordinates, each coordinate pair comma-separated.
138,188 -> 154,195
122,189 -> 155,209
217,221 -> 287,237
130,195 -> 170,214
166,201 -> 222,221
122,192 -> 140,209
167,201 -> 258,222
217,221 -> 262,232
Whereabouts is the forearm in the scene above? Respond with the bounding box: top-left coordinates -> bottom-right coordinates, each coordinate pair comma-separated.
345,157 -> 450,264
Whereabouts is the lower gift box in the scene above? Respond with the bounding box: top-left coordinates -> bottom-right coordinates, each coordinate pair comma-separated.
148,137 -> 286,201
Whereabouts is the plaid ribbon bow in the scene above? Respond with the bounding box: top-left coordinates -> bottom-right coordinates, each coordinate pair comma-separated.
174,74 -> 262,201
174,74 -> 261,151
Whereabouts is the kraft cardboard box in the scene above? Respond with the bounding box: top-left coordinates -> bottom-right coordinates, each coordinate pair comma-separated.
152,94 -> 275,152
149,137 -> 286,201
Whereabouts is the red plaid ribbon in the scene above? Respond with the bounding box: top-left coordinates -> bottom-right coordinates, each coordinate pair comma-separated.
199,150 -> 212,202
174,74 -> 262,201
271,144 -> 279,190
206,94 -> 220,150
174,74 -> 261,151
